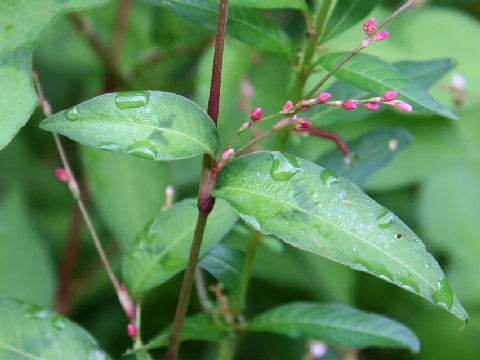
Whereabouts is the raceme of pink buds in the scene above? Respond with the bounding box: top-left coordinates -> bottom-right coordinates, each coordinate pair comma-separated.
382,90 -> 398,101
397,102 -> 413,112
364,102 -> 379,110
363,18 -> 377,35
316,92 -> 332,103
373,30 -> 389,41
250,107 -> 262,121
55,168 -> 70,182
295,118 -> 311,130
297,100 -> 311,111
127,324 -> 138,338
283,100 -> 293,110
342,100 -> 357,110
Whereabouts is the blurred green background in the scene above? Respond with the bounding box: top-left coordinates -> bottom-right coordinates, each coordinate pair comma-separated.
0,0 -> 479,359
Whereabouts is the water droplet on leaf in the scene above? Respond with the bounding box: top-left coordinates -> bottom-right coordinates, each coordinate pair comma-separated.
127,141 -> 158,160
320,170 -> 338,187
65,107 -> 81,121
114,91 -> 150,109
270,152 -> 300,181
100,141 -> 121,152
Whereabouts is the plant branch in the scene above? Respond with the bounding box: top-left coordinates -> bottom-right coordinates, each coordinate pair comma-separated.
112,0 -> 133,64
302,127 -> 351,156
195,268 -> 211,313
240,231 -> 263,305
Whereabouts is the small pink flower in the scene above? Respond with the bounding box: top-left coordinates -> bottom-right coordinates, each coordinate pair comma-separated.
127,324 -> 138,338
363,102 -> 379,110
120,284 -> 128,293
363,18 -> 377,35
397,102 -> 413,112
250,107 -> 262,121
360,38 -> 371,48
382,90 -> 398,101
55,168 -> 70,182
165,186 -> 174,196
295,118 -> 311,130
240,122 -> 251,131
373,30 -> 389,41
297,99 -> 311,111
342,100 -> 357,110
316,92 -> 332,103
283,100 -> 293,110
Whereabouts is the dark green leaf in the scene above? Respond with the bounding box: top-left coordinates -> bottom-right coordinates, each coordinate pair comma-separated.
0,296 -> 111,359
205,0 -> 308,10
0,0 -> 110,150
394,58 -> 457,89
212,151 -> 467,320
0,190 -> 54,308
248,302 -> 420,352
123,199 -> 238,294
321,0 -> 381,42
316,127 -> 413,187
199,244 -> 246,302
317,53 -> 458,120
143,0 -> 293,54
40,91 -> 218,160
139,314 -> 221,351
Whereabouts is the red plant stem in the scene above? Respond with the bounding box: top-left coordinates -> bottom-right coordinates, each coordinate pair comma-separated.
304,127 -> 351,156
112,0 -> 133,64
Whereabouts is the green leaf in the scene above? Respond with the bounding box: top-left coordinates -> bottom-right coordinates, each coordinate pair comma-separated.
394,58 -> 457,89
317,53 -> 459,120
321,0 -> 381,43
199,244 -> 246,302
212,151 -> 468,321
248,302 -> 420,352
139,314 -> 221,351
205,0 -> 308,10
316,127 -> 413,187
143,0 -> 293,54
0,190 -> 54,308
81,147 -> 171,248
0,296 -> 111,360
40,91 -> 218,160
123,199 -> 238,294
0,0 -> 110,150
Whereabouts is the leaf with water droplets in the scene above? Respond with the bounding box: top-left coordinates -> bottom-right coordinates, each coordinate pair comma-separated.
212,151 -> 468,321
0,296 -> 111,360
122,199 -> 238,294
40,91 -> 218,160
0,0 -> 110,150
248,302 -> 420,352
205,0 -> 308,9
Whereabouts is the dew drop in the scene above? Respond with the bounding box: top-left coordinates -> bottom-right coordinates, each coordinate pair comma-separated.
320,169 -> 338,187
240,214 -> 262,231
432,277 -> 454,310
65,107 -> 81,121
127,141 -> 158,160
114,91 -> 150,109
270,152 -> 300,181
100,141 -> 121,152
52,315 -> 67,330
24,305 -> 49,319
88,350 -> 108,360
376,209 -> 395,229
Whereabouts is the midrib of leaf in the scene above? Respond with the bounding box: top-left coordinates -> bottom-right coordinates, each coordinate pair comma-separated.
218,186 -> 436,292
167,0 -> 290,53
0,339 -> 45,360
322,0 -> 360,41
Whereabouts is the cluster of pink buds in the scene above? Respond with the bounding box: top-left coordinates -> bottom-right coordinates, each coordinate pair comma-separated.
361,18 -> 389,48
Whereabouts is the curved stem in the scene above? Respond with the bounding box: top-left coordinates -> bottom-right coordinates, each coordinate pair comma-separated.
240,231 -> 263,305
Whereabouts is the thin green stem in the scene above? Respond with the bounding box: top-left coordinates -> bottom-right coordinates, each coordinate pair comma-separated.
240,231 -> 263,304
216,339 -> 238,360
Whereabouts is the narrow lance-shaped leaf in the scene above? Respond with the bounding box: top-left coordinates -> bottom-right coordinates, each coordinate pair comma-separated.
212,151 -> 468,321
0,0 -> 110,150
143,0 -> 293,54
317,53 -> 459,120
122,199 -> 238,294
40,91 -> 218,160
205,0 -> 308,10
316,127 -> 414,187
321,0 -> 381,43
0,296 -> 111,360
248,302 -> 420,352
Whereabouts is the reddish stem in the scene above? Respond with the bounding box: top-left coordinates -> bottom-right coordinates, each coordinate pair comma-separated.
304,127 -> 351,156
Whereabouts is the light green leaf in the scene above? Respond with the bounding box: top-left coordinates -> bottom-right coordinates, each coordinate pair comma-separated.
316,127 -> 413,187
0,296 -> 111,360
0,0 -> 110,150
0,190 -> 54,308
123,199 -> 238,294
394,58 -> 457,89
205,0 -> 308,10
248,302 -> 420,352
321,0 -> 381,42
212,151 -> 468,321
139,314 -> 221,351
81,147 -> 171,248
40,91 -> 218,160
143,0 -> 293,54
317,53 -> 458,120
199,244 -> 245,302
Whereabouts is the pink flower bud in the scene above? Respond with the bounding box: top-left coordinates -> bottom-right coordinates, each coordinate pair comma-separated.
373,30 -> 389,41
360,38 -> 371,48
363,18 -> 377,35
397,102 -> 413,112
250,107 -> 262,121
240,122 -> 251,131
363,102 -> 379,110
127,324 -> 138,338
165,186 -> 174,196
283,100 -> 293,111
297,99 -> 311,111
295,118 -> 311,130
382,90 -> 398,101
240,79 -> 255,98
316,92 -> 332,103
120,284 -> 128,293
55,168 -> 70,182
342,100 -> 357,110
